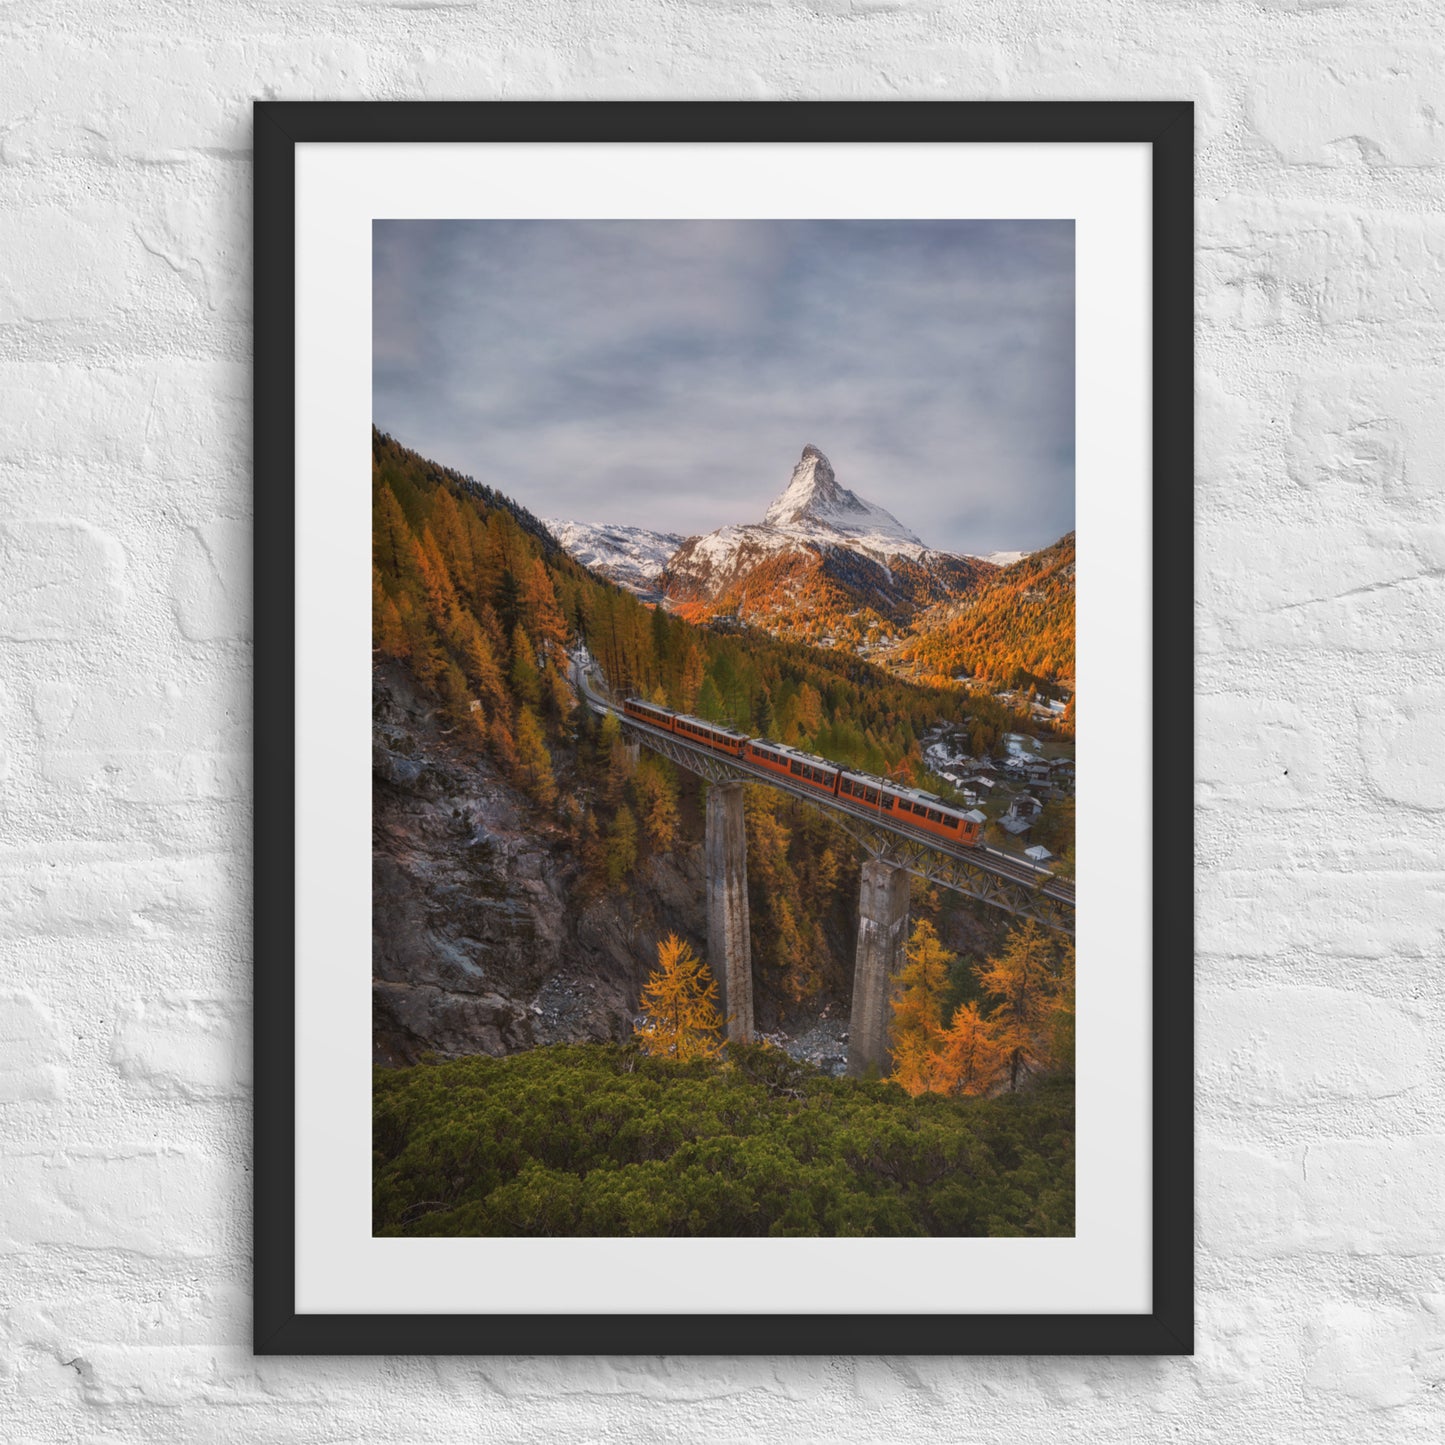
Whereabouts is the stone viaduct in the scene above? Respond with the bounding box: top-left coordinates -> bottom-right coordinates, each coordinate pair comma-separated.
598,668 -> 1074,1077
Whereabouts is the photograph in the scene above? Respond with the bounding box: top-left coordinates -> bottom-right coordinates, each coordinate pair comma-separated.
368,217 -> 1078,1240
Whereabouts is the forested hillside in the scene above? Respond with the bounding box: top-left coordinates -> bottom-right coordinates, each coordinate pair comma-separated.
370,428 -> 1023,1030
891,533 -> 1076,693
373,429 -> 1028,771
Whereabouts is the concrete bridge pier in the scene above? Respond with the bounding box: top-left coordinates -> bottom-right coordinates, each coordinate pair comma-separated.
625,737 -> 640,765
847,860 -> 911,1079
705,781 -> 753,1042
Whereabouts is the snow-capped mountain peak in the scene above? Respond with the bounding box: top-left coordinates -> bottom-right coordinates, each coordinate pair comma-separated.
546,444 -> 992,645
757,439 -> 924,557
765,445 -> 853,526
762,446 -> 924,554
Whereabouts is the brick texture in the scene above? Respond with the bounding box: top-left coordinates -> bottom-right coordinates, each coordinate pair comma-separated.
2,2 -> 1443,1440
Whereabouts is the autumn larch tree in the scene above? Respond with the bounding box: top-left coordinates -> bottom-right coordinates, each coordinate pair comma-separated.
888,918 -> 955,1097
976,920 -> 1059,1091
1046,938 -> 1076,1074
935,1000 -> 1005,1097
605,804 -> 638,888
521,556 -> 569,655
508,623 -> 542,707
634,934 -> 724,1061
513,706 -> 557,807
373,564 -> 408,658
632,756 -> 680,853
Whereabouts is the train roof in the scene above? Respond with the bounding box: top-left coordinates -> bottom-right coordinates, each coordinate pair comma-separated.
674,713 -> 748,740
839,768 -> 965,812
782,747 -> 839,770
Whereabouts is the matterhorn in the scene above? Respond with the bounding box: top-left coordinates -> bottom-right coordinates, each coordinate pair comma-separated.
645,445 -> 982,641
760,445 -> 927,558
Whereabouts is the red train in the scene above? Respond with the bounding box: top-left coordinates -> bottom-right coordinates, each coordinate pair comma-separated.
622,697 -> 983,849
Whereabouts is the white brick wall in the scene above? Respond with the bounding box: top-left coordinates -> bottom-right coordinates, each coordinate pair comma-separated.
2,1 -> 1442,1438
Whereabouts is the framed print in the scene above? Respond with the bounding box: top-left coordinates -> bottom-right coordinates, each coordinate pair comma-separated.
254,101 -> 1193,1354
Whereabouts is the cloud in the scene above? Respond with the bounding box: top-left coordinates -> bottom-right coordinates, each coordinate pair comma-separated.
373,219 -> 1074,555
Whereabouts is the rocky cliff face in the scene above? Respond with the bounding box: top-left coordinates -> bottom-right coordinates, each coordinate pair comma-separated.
372,661 -> 706,1065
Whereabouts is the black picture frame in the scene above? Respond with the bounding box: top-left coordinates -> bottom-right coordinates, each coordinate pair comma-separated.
254,100 -> 1194,1356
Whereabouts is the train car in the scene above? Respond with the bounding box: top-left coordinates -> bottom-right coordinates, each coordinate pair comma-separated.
622,702 -> 982,849
622,697 -> 676,732
780,748 -> 841,797
839,771 -> 983,848
744,739 -> 839,793
671,713 -> 748,757
743,738 -> 794,780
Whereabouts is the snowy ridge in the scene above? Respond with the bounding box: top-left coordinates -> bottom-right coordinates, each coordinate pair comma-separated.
543,518 -> 684,594
548,447 -> 991,630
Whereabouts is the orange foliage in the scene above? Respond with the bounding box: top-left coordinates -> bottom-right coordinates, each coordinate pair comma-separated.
635,934 -> 725,1060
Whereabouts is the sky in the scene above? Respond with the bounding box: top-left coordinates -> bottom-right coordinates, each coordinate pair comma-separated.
373,219 -> 1074,556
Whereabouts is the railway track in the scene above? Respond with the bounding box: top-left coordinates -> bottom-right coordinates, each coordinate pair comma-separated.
572,659 -> 1075,913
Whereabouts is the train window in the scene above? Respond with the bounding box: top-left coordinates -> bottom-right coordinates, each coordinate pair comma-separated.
928,809 -> 941,822
790,761 -> 801,775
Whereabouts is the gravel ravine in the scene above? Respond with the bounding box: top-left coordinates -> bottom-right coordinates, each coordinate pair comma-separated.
763,1012 -> 852,1077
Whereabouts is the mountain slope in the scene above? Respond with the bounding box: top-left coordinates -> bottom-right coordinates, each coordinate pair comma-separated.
888,532 -> 1076,691
542,518 -> 683,595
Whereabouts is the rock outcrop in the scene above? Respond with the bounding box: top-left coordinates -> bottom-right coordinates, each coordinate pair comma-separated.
372,661 -> 706,1065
